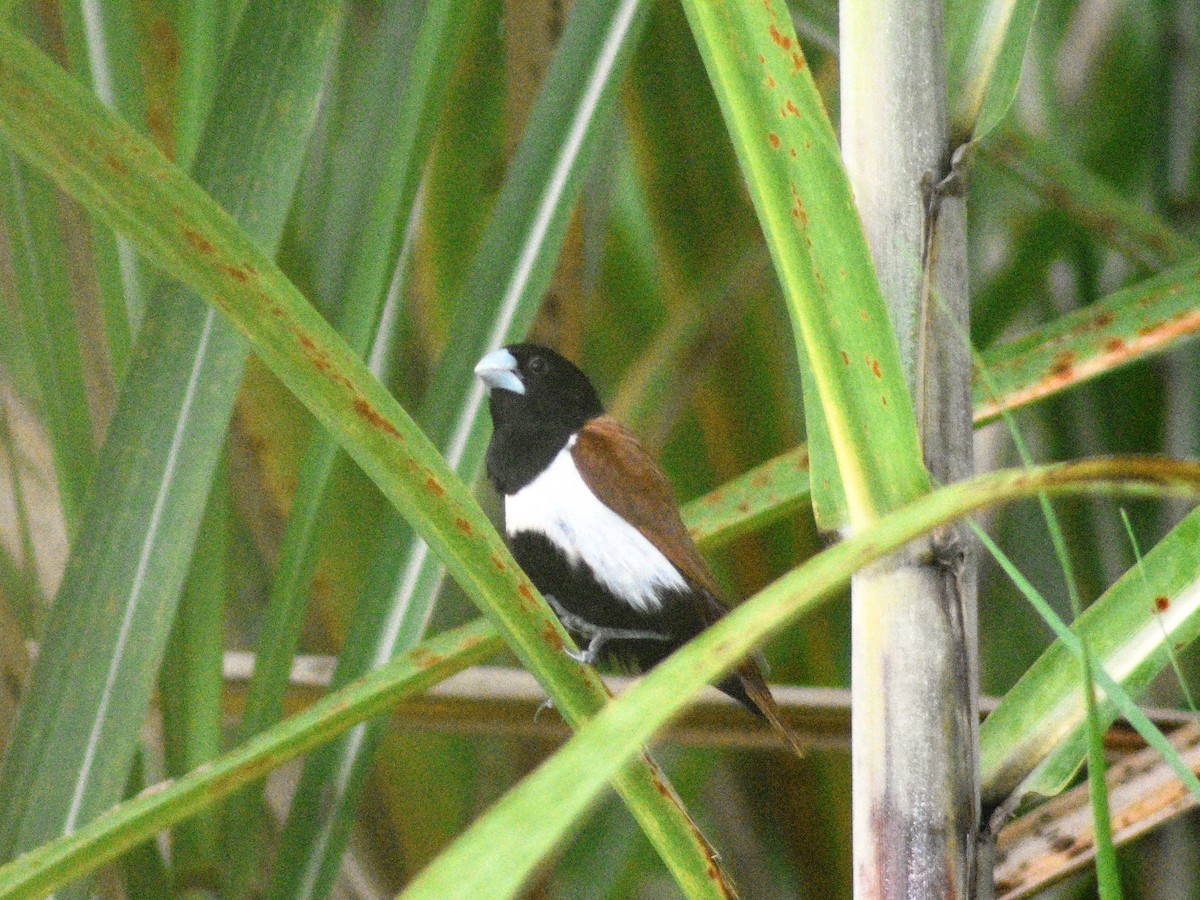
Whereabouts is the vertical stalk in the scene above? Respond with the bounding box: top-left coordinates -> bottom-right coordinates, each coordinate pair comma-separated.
840,1 -> 981,896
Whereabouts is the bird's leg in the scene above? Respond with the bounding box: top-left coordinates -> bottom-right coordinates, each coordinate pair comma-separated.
533,696 -> 555,721
543,594 -> 671,665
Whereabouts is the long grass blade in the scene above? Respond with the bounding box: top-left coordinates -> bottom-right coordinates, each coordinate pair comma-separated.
0,2 -> 342,870
678,0 -> 928,528
399,459 -> 1200,899
267,3 -> 663,896
0,149 -> 95,528
60,0 -> 150,364
0,620 -> 502,900
0,21 -> 738,898
224,0 -> 468,890
159,466 -> 229,892
980,506 -> 1200,805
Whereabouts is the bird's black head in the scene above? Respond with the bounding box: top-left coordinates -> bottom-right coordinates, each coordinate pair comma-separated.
475,343 -> 603,493
476,343 -> 603,433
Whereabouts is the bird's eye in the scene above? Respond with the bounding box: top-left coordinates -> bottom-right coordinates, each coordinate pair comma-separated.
528,355 -> 547,375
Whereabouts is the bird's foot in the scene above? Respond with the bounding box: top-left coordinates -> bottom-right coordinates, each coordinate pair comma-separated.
533,696 -> 555,721
543,594 -> 592,635
564,626 -> 672,665
543,595 -> 671,665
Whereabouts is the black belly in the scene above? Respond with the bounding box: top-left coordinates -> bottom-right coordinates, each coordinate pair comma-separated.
509,532 -> 762,716
508,530 -> 706,673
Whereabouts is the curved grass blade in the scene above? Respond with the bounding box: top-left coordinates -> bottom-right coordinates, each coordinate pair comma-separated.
0,22 -> 737,899
0,620 -> 502,900
224,0 -> 468,888
0,149 -> 95,528
400,458 -> 1200,899
681,251 -> 1200,552
267,3 -> 662,896
980,507 -> 1200,806
975,255 -> 1200,423
948,0 -> 1042,143
0,2 -> 342,866
678,0 -> 928,528
59,0 -> 151,361
983,128 -> 1200,271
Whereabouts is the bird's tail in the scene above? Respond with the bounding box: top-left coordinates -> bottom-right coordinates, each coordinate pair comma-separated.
737,663 -> 807,759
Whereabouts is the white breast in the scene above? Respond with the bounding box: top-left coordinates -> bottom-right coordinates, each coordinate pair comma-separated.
505,439 -> 686,612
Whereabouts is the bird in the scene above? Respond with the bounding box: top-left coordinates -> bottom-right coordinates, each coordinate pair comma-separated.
475,342 -> 802,754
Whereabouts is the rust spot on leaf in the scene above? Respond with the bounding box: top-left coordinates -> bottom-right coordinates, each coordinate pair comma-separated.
542,621 -> 564,650
104,154 -> 128,175
424,476 -> 446,497
790,187 -> 808,226
518,582 -> 536,604
1050,349 -> 1076,377
868,356 -> 882,378
491,554 -> 507,572
768,132 -> 781,150
151,17 -> 182,75
352,397 -> 402,439
881,394 -> 888,406
220,263 -> 250,283
791,52 -> 807,72
766,74 -> 777,90
1156,595 -> 1170,611
768,23 -> 791,50
1104,337 -> 1126,353
182,227 -> 217,254
789,147 -> 797,157
454,517 -> 473,535
840,350 -> 850,366
409,646 -> 441,669
1093,310 -> 1115,328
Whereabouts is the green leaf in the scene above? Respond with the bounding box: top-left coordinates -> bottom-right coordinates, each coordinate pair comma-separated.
0,620 -> 502,900
0,149 -> 95,527
1082,648 -> 1123,899
975,255 -> 1200,424
400,458 -> 1200,899
0,19 -> 736,898
59,0 -> 151,364
223,0 -> 467,889
0,1 -> 342,867
267,2 -> 670,895
949,0 -> 1042,142
980,506 -> 1200,805
678,0 -> 928,527
159,467 -> 229,891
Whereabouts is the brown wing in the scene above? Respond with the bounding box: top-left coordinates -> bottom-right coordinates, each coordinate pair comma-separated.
573,419 -> 804,755
571,416 -> 724,605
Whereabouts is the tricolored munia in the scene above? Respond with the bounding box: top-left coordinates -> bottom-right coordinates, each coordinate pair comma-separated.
476,343 -> 801,754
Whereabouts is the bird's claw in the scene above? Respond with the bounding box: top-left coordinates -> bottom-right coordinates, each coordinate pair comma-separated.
533,696 -> 556,721
544,594 -> 671,666
565,625 -> 672,666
